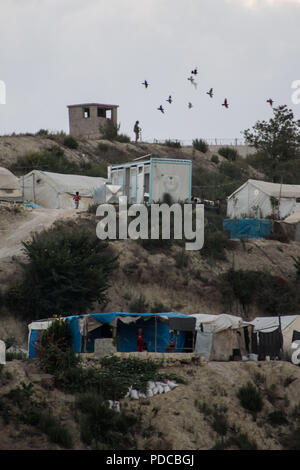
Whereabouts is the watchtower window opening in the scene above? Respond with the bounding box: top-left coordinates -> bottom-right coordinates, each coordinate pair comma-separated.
106,109 -> 112,119
97,107 -> 106,118
296,198 -> 300,203
83,107 -> 90,118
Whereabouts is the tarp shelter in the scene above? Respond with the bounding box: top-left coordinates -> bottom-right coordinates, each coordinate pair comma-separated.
28,312 -> 193,358
223,218 -> 271,239
227,179 -> 300,220
0,167 -> 22,202
191,313 -> 252,361
21,170 -> 107,209
251,315 -> 300,358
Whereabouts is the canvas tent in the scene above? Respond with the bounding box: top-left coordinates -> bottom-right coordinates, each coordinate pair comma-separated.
191,313 -> 252,361
227,179 -> 300,220
251,315 -> 300,358
21,170 -> 107,209
28,312 -> 193,358
0,167 -> 22,202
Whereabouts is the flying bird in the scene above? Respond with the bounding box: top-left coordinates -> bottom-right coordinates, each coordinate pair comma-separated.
206,88 -> 214,98
166,95 -> 172,104
142,80 -> 149,88
267,98 -> 274,107
157,105 -> 164,113
222,98 -> 229,109
188,102 -> 193,109
188,76 -> 198,89
191,68 -> 198,75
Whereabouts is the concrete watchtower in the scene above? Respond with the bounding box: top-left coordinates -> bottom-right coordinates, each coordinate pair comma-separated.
67,102 -> 119,138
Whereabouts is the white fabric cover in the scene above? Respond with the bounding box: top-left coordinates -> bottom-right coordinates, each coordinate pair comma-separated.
251,315 -> 298,333
0,340 -> 6,365
191,313 -> 249,333
227,179 -> 300,219
22,170 -> 107,209
0,167 -> 22,200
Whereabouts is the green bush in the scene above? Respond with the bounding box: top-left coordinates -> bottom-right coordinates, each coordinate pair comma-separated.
63,135 -> 79,149
174,250 -> 189,268
211,154 -> 219,164
10,147 -> 78,176
237,382 -> 263,413
192,139 -> 208,153
218,147 -> 238,161
5,221 -> 118,319
76,392 -> 138,449
97,142 -> 109,153
228,432 -> 257,450
114,133 -> 131,143
267,410 -> 288,426
164,139 -> 181,148
282,426 -> 300,450
129,294 -> 149,313
201,231 -> 231,261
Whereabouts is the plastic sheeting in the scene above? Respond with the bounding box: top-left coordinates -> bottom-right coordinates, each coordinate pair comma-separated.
251,315 -> 298,333
0,167 -> 22,201
223,218 -> 271,239
227,179 -> 300,220
194,332 -> 213,360
22,170 -> 107,209
28,312 -> 189,357
0,340 -> 6,364
191,313 -> 249,333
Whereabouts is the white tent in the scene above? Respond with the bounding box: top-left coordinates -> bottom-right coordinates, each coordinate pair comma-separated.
227,179 -> 300,220
0,167 -> 22,202
21,170 -> 107,210
191,313 -> 252,361
251,315 -> 300,356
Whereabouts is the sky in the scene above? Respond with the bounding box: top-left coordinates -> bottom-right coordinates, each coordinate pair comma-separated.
0,0 -> 299,143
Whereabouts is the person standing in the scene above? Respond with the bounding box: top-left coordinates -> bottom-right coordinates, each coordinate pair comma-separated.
73,191 -> 81,209
134,121 -> 141,142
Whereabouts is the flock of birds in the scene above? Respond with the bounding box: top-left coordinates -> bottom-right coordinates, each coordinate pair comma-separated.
141,68 -> 274,114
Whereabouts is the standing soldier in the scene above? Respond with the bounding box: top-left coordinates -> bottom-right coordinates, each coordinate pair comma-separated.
134,121 -> 141,142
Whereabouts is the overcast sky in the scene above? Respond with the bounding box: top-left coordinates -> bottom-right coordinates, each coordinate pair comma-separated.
0,0 -> 299,142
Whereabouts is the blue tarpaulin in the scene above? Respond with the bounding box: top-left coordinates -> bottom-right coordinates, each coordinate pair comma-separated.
28,312 -> 189,358
223,218 -> 271,239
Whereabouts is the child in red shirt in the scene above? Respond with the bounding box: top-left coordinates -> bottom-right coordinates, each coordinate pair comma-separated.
73,191 -> 81,209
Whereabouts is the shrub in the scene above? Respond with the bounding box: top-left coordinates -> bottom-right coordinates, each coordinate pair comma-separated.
211,154 -> 219,164
150,301 -> 170,313
76,392 -> 138,449
218,146 -> 238,161
10,147 -> 78,175
174,250 -> 189,268
114,133 -> 131,143
129,295 -> 149,313
237,382 -> 263,413
201,231 -> 230,261
5,221 -> 118,319
267,410 -> 288,426
282,426 -> 300,450
228,432 -> 257,450
97,142 -> 109,153
63,135 -> 79,149
164,139 -> 181,148
192,139 -> 208,153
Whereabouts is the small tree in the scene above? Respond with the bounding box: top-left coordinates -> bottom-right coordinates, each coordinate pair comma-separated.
243,105 -> 300,181
6,221 -> 118,319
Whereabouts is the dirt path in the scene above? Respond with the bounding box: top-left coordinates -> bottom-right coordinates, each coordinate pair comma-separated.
0,208 -> 79,260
